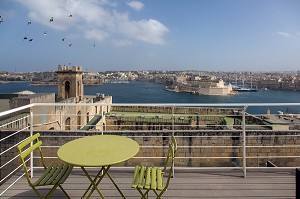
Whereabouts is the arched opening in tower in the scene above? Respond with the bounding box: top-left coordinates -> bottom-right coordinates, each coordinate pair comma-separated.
65,117 -> 71,130
77,111 -> 81,129
65,81 -> 71,99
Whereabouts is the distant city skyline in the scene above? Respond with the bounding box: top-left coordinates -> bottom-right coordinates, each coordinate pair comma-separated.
1,0 -> 300,72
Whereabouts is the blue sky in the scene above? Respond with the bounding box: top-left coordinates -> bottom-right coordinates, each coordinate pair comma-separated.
0,0 -> 300,72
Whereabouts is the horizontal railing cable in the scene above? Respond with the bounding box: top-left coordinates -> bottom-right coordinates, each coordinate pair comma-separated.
0,154 -> 20,170
0,126 -> 30,142
0,163 -> 25,184
2,102 -> 300,196
0,172 -> 26,197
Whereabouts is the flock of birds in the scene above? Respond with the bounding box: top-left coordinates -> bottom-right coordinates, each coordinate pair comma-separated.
0,14 -> 96,47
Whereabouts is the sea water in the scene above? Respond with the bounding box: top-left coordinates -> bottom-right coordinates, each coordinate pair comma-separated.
1,81 -> 300,114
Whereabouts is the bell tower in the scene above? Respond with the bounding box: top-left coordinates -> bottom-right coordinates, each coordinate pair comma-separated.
56,65 -> 83,102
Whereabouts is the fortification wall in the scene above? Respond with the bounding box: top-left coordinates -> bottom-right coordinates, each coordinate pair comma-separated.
112,106 -> 239,115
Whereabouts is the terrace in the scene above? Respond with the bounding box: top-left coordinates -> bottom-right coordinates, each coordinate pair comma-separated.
0,103 -> 299,198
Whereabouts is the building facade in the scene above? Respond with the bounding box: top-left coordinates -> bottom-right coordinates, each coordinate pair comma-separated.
1,65 -> 112,131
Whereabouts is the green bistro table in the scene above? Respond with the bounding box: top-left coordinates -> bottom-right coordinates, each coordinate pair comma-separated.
57,135 -> 140,199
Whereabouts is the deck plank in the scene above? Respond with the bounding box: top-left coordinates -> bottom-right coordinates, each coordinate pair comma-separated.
0,168 -> 295,199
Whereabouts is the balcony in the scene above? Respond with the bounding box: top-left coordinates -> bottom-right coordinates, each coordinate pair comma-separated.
0,103 -> 299,198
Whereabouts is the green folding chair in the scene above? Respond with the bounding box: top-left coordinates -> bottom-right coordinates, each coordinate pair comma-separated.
132,136 -> 177,199
17,133 -> 73,199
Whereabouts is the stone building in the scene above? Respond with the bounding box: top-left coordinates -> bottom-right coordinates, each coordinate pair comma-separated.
0,65 -> 112,131
166,78 -> 233,95
57,65 -> 84,102
83,72 -> 104,85
46,65 -> 112,131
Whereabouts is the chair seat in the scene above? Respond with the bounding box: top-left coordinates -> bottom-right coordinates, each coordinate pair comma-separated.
132,166 -> 164,191
33,164 -> 73,186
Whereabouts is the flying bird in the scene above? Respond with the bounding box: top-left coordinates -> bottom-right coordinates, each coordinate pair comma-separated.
49,17 -> 53,23
93,43 -> 96,47
69,44 -> 72,47
44,31 -> 47,36
0,16 -> 3,24
23,36 -> 28,41
29,39 -> 33,42
28,20 -> 31,25
69,14 -> 73,17
62,38 -> 66,41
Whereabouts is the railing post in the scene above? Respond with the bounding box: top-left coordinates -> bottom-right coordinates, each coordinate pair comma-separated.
101,108 -> 104,135
59,106 -> 62,131
296,168 -> 300,199
242,106 -> 248,178
30,108 -> 34,178
172,106 -> 175,177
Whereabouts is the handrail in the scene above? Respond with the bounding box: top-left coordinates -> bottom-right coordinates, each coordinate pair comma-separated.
32,102 -> 300,106
0,104 -> 33,117
1,102 -> 300,196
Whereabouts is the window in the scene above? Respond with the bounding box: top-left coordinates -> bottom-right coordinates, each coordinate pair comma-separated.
77,111 -> 81,129
64,81 -> 70,99
87,112 -> 89,123
65,117 -> 71,130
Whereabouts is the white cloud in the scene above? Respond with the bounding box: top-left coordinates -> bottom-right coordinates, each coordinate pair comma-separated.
112,39 -> 133,47
15,0 -> 169,45
115,12 -> 169,45
126,1 -> 144,11
17,0 -> 77,30
66,33 -> 80,40
277,31 -> 291,37
85,29 -> 109,42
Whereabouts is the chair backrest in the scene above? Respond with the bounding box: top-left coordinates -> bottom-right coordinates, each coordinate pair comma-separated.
162,136 -> 177,190
17,133 -> 46,185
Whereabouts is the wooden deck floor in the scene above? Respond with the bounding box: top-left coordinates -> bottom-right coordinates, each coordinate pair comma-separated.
1,168 -> 296,199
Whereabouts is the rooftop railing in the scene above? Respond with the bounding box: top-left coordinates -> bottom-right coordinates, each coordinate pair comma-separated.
1,102 -> 300,196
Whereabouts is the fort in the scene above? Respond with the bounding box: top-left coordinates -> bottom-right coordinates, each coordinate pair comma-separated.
165,77 -> 233,95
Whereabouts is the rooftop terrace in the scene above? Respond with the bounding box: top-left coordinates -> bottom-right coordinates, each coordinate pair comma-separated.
1,168 -> 296,198
0,102 -> 300,198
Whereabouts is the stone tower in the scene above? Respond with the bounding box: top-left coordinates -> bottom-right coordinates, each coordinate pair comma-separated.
56,65 -> 83,102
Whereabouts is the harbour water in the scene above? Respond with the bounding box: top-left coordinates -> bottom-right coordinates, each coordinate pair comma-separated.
1,81 -> 300,114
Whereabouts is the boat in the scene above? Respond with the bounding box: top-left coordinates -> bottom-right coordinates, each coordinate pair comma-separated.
233,87 -> 258,92
232,75 -> 258,92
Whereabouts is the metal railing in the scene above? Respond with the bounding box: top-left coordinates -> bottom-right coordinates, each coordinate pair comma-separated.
1,102 -> 300,196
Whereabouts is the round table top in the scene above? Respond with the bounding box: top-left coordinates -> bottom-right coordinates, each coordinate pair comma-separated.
57,135 -> 140,167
